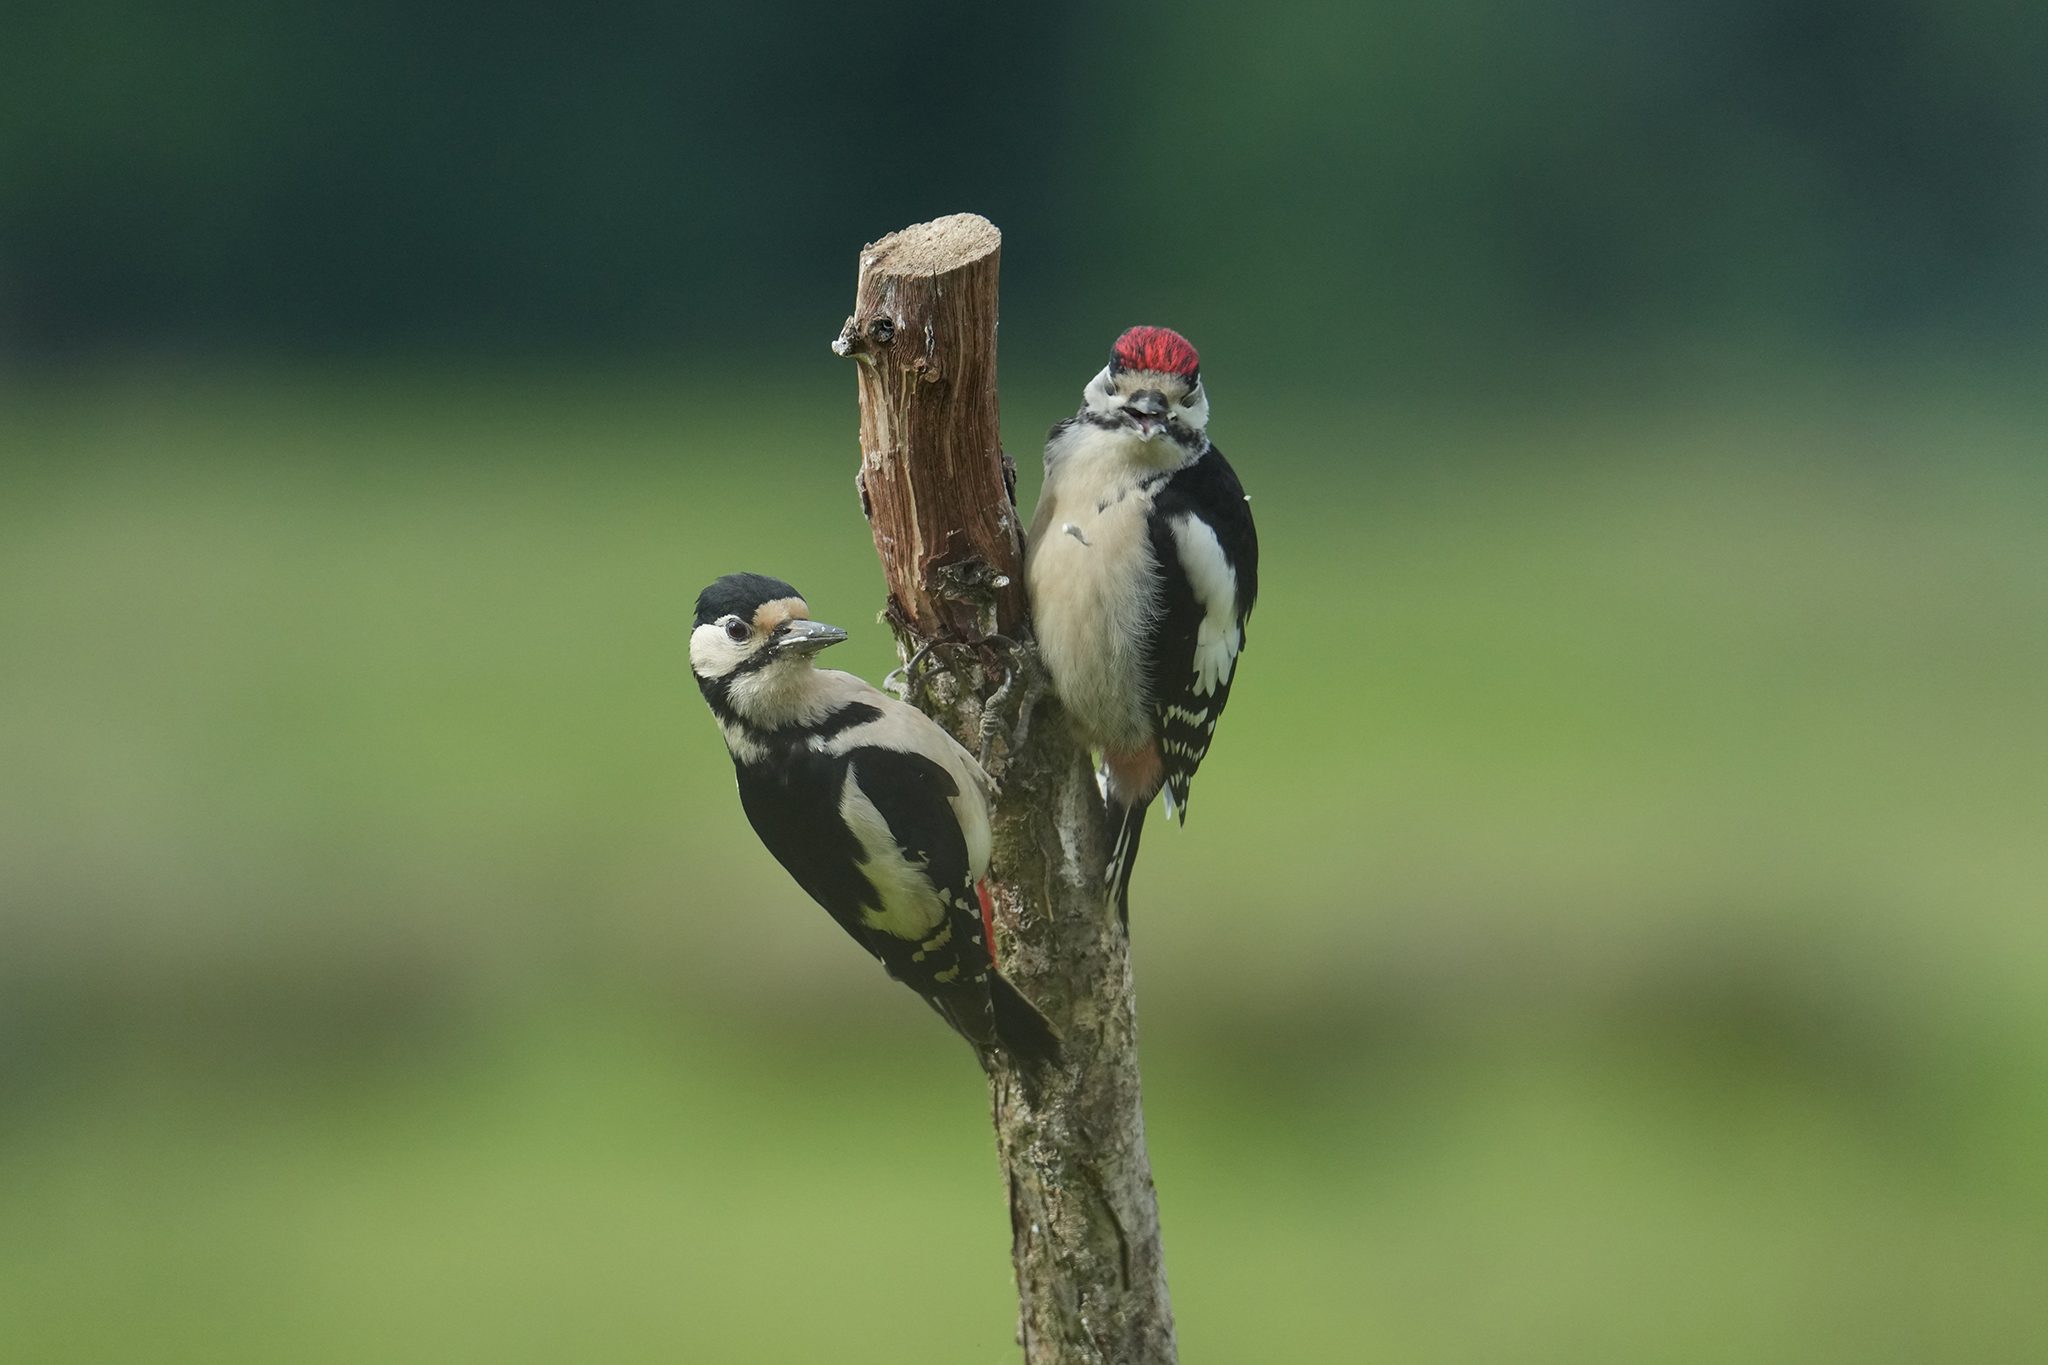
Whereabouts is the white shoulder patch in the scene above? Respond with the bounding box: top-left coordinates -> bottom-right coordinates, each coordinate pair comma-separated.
837,765 -> 947,942
1169,514 -> 1242,697
823,688 -> 995,895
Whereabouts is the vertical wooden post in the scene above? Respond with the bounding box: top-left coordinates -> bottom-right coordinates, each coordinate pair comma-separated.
834,213 -> 1178,1365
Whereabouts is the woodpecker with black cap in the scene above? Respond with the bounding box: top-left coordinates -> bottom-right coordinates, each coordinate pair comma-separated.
688,572 -> 1060,1071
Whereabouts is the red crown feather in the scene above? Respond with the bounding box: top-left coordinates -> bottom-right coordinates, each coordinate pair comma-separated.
1110,326 -> 1200,379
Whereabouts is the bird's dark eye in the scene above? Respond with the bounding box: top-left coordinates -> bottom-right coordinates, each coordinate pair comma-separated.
723,618 -> 750,643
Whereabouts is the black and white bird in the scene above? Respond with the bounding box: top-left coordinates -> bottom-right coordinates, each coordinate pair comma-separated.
1025,326 -> 1259,921
688,572 -> 1060,1071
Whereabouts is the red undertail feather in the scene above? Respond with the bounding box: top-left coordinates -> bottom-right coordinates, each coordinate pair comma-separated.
975,879 -> 998,966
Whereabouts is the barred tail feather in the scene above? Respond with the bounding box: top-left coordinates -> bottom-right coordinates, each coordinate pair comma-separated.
1105,797 -> 1149,927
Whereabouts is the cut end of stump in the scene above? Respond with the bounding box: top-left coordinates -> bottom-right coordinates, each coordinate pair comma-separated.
863,213 -> 1001,277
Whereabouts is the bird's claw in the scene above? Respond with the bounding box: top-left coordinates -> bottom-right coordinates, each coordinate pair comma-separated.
884,639 -> 942,702
977,635 -> 1049,773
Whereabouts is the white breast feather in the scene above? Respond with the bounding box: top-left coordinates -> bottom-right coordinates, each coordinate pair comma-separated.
728,661 -> 868,730
1026,425 -> 1167,750
1169,514 -> 1241,697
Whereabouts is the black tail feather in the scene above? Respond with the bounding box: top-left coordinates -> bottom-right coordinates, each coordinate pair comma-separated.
988,972 -> 1062,1074
1105,797 -> 1149,927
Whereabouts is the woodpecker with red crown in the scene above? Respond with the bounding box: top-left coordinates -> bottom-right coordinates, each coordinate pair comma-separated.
1024,327 -> 1259,922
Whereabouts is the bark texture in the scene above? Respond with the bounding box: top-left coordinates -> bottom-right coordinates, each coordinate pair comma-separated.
832,212 -> 1025,641
834,213 -> 1178,1365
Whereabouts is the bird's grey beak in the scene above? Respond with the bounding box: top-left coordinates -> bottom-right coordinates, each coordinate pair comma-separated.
776,619 -> 848,655
1124,389 -> 1168,440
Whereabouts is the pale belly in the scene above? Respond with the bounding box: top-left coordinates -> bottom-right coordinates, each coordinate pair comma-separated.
1026,479 -> 1161,751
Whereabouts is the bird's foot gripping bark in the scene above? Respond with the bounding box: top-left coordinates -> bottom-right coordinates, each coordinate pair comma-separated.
887,557 -> 1013,713
888,627 -> 1049,788
975,633 -> 1050,777
884,638 -> 943,703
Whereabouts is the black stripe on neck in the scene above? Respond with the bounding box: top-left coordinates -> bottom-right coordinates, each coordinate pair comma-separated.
699,683 -> 883,749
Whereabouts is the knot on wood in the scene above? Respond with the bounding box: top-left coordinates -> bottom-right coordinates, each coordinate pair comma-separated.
926,554 -> 1011,641
832,313 -> 944,381
831,313 -> 898,360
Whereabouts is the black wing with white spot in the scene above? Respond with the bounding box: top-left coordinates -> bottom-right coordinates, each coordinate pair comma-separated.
1144,442 -> 1259,820
735,746 -> 875,936
840,746 -> 1000,1047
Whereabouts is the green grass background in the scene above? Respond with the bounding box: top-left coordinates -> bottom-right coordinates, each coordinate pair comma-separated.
2,365 -> 2044,1361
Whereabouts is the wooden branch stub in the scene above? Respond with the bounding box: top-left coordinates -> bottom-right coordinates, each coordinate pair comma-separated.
833,212 -> 1024,643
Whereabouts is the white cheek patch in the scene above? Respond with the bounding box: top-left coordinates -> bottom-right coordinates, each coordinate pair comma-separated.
1169,514 -> 1241,697
1083,365 -> 1123,416
689,621 -> 745,678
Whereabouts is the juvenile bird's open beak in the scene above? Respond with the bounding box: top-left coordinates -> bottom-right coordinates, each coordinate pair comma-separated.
1123,389 -> 1169,440
776,619 -> 848,655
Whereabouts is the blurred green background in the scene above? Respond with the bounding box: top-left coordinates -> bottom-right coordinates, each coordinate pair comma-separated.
4,4 -> 2046,1362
